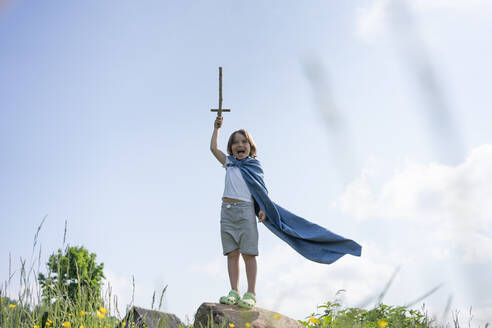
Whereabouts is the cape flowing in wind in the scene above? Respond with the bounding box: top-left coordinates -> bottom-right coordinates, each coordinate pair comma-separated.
227,155 -> 362,264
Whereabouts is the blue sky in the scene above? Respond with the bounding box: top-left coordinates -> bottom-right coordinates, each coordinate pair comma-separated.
1,0 -> 491,325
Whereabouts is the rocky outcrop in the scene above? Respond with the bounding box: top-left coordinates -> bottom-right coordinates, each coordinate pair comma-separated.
193,303 -> 303,328
122,306 -> 184,328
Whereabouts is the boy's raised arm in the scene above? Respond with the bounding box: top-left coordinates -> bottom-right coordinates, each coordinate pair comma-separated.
210,117 -> 226,165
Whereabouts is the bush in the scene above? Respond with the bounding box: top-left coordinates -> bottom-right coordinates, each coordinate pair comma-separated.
299,301 -> 430,328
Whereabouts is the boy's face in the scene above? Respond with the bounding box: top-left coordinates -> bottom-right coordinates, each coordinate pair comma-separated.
231,133 -> 251,160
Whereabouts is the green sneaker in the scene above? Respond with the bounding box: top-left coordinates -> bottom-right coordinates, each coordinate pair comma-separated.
219,290 -> 240,305
237,292 -> 256,310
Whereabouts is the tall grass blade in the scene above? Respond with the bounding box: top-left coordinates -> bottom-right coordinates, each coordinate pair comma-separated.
375,265 -> 400,306
33,215 -> 47,253
442,294 -> 453,323
63,220 -> 68,246
131,275 -> 135,307
404,283 -> 443,307
158,285 -> 168,311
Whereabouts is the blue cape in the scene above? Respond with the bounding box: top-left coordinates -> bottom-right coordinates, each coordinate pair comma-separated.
227,155 -> 362,264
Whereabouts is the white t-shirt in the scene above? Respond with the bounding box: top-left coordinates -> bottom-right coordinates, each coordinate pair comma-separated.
222,156 -> 253,202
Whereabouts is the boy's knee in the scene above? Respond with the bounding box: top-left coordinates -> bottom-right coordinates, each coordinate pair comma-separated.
227,249 -> 240,258
241,253 -> 256,260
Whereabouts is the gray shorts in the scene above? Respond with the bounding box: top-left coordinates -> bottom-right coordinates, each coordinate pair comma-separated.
220,201 -> 258,256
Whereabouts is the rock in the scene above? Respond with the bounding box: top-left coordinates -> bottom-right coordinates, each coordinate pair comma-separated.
122,306 -> 184,328
193,303 -> 303,328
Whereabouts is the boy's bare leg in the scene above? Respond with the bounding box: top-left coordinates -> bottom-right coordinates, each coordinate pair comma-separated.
242,253 -> 257,295
227,249 -> 240,291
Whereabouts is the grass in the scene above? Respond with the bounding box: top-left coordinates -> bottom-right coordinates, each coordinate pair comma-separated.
0,254 -> 122,328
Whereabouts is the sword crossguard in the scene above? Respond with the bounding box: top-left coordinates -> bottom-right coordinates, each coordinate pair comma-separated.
211,109 -> 231,112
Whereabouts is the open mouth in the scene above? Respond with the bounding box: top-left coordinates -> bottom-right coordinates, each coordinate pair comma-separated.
237,150 -> 246,156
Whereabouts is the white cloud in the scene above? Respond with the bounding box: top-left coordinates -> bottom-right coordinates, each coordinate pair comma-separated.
191,256 -> 226,280
355,0 -> 390,44
258,242 -> 404,314
355,0 -> 492,43
412,0 -> 491,12
337,144 -> 492,263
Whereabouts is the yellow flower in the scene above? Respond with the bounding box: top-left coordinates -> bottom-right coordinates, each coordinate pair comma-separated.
79,326 -> 85,328
378,319 -> 388,327
121,322 -> 127,327
96,310 -> 105,319
308,317 -> 320,324
99,306 -> 108,314
62,322 -> 71,328
245,323 -> 251,327
46,318 -> 53,327
79,310 -> 86,316
9,304 -> 16,308
68,313 -> 72,317
34,325 -> 40,328
273,314 -> 281,320
229,324 -> 235,328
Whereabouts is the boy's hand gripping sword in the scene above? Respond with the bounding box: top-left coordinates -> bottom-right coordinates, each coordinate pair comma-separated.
210,67 -> 231,117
